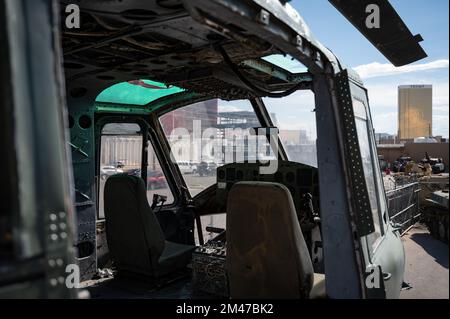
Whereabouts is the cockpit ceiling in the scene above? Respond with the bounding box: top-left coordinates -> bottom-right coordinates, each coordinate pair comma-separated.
61,0 -> 309,100
96,80 -> 184,106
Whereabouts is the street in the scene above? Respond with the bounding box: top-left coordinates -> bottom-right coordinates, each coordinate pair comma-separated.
400,224 -> 449,299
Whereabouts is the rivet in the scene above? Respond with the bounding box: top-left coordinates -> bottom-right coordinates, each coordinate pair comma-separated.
257,9 -> 270,25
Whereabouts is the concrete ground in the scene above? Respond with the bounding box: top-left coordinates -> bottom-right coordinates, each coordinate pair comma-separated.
400,224 -> 449,299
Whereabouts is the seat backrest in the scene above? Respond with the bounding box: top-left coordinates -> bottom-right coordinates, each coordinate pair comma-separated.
104,174 -> 165,276
226,181 -> 314,299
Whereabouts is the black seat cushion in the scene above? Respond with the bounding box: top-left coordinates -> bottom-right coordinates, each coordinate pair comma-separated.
104,174 -> 194,279
157,241 -> 196,277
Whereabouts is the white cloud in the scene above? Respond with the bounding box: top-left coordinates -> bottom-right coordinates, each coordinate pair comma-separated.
366,80 -> 449,109
251,63 -> 449,137
354,59 -> 449,79
218,104 -> 245,112
434,104 -> 450,115
263,90 -> 317,138
433,115 -> 450,137
372,112 -> 398,135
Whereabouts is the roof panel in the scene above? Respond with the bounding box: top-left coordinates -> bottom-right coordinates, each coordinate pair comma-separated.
95,80 -> 185,106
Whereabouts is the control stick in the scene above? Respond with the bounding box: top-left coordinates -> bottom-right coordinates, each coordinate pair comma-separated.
151,194 -> 167,211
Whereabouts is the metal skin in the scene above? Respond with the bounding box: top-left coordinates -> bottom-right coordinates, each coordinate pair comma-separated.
329,0 -> 427,66
1,0 -> 425,298
0,0 -> 76,298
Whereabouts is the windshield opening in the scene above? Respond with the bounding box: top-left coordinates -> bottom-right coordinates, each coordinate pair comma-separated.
160,99 -> 275,197
263,91 -> 318,167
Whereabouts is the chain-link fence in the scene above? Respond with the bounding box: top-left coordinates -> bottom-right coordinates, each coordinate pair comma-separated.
386,181 -> 421,235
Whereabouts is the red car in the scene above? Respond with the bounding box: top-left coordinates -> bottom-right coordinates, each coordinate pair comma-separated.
147,170 -> 166,190
126,168 -> 167,190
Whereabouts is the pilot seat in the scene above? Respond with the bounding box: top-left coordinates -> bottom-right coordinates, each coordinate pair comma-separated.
104,174 -> 195,281
226,181 -> 326,299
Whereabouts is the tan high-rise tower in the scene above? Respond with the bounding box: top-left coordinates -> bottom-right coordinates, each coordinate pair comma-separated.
398,85 -> 432,140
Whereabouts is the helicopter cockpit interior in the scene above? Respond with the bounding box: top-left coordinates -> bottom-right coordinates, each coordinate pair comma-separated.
1,0 -> 428,300
78,78 -> 325,298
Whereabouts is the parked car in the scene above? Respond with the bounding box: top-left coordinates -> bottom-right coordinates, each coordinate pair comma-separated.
126,168 -> 167,190
100,165 -> 123,180
177,161 -> 197,174
197,162 -> 217,177
147,170 -> 166,190
116,161 -> 125,169
421,152 -> 446,174
392,156 -> 412,173
125,168 -> 141,177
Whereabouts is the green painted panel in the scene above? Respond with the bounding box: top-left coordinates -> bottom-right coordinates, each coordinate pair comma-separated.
95,80 -> 185,106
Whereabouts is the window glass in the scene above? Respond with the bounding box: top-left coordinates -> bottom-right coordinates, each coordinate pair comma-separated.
145,140 -> 174,205
263,91 -> 318,167
353,99 -> 383,246
99,123 -> 175,219
160,99 -> 271,197
98,123 -> 143,219
262,54 -> 308,73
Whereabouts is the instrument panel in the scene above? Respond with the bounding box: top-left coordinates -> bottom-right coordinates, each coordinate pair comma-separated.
216,161 -> 320,221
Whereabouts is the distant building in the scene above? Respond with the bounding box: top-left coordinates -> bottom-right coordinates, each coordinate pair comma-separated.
375,132 -> 396,144
377,140 -> 449,171
160,99 -> 219,133
279,129 -> 313,145
398,85 -> 432,140
279,130 -> 301,145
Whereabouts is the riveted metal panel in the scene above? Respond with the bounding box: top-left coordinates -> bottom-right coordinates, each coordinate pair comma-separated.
335,71 -> 375,236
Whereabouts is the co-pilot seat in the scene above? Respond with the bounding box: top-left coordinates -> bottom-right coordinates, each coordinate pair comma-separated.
227,181 -> 326,299
104,174 -> 195,280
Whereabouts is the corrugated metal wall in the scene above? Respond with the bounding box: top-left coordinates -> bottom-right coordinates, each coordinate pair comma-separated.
100,136 -> 142,167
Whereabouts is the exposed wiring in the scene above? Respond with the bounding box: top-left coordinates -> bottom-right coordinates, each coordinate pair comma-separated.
90,14 -> 122,31
216,45 -> 308,98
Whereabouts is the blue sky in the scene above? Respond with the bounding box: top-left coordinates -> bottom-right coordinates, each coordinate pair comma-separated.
263,0 -> 449,138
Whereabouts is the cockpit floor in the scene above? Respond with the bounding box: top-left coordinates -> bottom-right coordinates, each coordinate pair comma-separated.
85,275 -> 216,299
86,276 -> 192,299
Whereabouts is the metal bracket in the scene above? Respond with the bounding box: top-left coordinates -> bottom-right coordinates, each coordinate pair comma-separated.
257,9 -> 270,25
